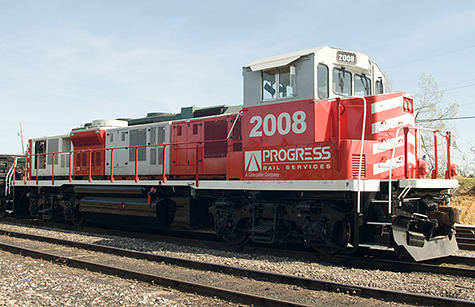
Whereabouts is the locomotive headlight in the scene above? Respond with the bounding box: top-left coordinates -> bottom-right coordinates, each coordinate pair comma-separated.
418,160 -> 431,178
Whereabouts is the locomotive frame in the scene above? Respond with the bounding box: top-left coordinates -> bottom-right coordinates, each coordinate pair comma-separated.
1,46 -> 460,261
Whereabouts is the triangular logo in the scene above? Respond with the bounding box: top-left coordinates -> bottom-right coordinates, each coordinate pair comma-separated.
245,151 -> 261,172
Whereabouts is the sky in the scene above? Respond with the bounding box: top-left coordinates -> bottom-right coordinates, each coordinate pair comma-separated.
1,1 -> 475,171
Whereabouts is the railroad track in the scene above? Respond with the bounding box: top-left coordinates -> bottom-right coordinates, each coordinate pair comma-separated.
2,217 -> 474,267
0,227 -> 474,306
1,217 -> 475,268
457,224 -> 475,250
4,225 -> 474,278
2,217 -> 475,253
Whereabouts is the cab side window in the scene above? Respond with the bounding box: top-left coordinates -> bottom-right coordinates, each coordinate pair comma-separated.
317,64 -> 329,99
375,79 -> 384,94
262,65 -> 295,101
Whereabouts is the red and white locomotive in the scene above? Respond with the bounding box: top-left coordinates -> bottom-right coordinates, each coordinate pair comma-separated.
4,46 -> 460,261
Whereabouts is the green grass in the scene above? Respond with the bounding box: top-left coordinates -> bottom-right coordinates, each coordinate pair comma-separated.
455,176 -> 475,195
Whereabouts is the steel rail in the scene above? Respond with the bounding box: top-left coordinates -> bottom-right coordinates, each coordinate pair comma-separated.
456,225 -> 475,250
0,241 -> 309,307
0,229 -> 474,306
8,228 -> 475,277
431,255 -> 475,266
0,220 -> 474,268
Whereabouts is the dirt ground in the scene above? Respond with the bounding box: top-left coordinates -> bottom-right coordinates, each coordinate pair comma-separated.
451,177 -> 475,225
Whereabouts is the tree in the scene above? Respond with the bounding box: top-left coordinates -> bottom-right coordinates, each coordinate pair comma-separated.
382,71 -> 393,93
457,142 -> 475,176
414,73 -> 459,175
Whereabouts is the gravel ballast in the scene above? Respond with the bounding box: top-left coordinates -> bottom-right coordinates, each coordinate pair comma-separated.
0,220 -> 474,305
0,249 -> 237,307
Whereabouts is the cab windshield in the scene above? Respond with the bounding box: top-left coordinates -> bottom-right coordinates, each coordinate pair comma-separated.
332,68 -> 372,97
333,68 -> 351,96
355,74 -> 371,96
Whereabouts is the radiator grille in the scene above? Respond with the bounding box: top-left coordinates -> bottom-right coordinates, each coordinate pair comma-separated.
352,154 -> 366,178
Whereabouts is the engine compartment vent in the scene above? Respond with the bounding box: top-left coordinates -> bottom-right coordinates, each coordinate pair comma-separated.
352,154 -> 366,178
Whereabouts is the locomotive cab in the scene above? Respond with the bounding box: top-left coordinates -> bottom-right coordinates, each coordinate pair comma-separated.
243,45 -> 385,107
237,46 -> 459,261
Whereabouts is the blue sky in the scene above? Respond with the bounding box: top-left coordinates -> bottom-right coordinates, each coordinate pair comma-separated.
1,1 -> 475,170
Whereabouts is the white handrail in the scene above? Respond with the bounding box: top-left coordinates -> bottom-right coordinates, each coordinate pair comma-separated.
226,111 -> 242,140
5,157 -> 18,196
356,96 -> 367,214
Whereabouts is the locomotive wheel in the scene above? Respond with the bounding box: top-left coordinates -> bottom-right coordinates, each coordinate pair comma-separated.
312,220 -> 351,254
36,204 -> 46,222
30,200 -> 46,222
223,219 -> 250,245
223,231 -> 249,245
71,210 -> 86,226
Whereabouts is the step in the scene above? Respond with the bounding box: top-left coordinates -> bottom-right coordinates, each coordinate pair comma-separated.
250,222 -> 274,234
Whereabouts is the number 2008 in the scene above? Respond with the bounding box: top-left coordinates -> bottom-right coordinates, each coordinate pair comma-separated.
338,53 -> 355,63
249,111 -> 307,137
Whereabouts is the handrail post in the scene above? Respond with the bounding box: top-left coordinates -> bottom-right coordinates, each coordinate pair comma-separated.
36,154 -> 39,185
195,143 -> 200,187
162,144 -> 167,183
69,152 -> 73,182
88,150 -> 92,183
12,158 -> 16,185
52,153 -> 55,186
110,149 -> 114,183
404,127 -> 409,178
135,146 -> 139,183
24,155 -> 27,184
446,132 -> 451,179
433,131 -> 438,179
